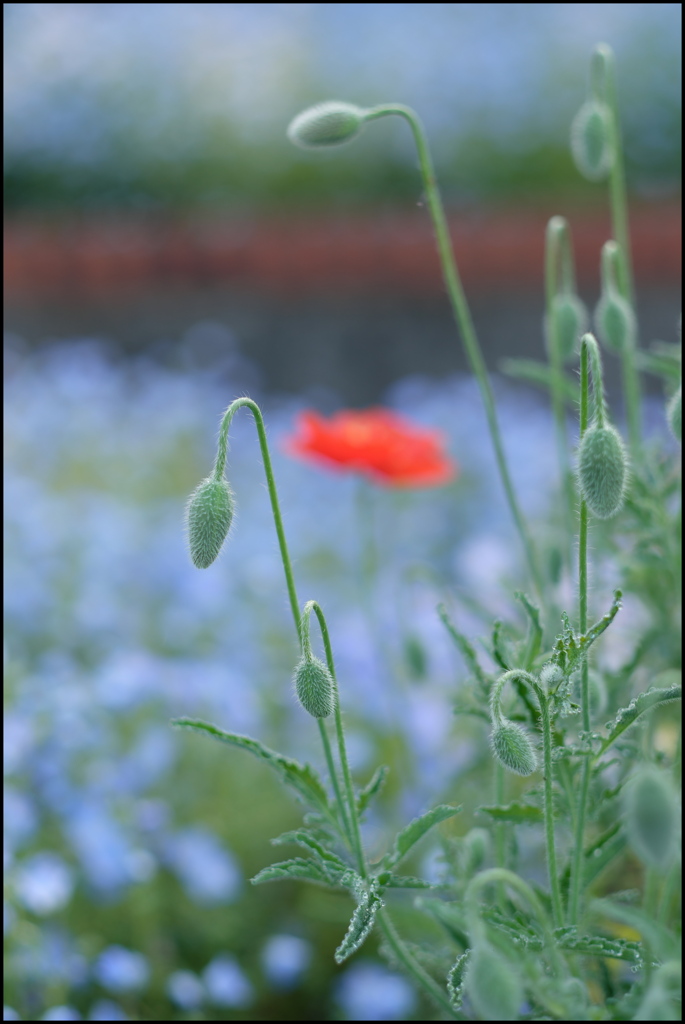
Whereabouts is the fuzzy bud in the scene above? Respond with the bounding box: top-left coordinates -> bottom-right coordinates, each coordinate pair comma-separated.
185,476 -> 235,569
594,290 -> 636,353
540,663 -> 564,690
294,654 -> 335,719
624,766 -> 678,869
546,293 -> 589,363
570,100 -> 614,181
287,101 -> 367,149
667,386 -> 681,443
577,423 -> 628,519
491,720 -> 538,776
466,941 -> 523,1021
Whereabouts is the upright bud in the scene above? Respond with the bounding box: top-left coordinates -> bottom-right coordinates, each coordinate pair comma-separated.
546,293 -> 589,363
465,941 -> 523,1022
293,653 -> 335,719
491,719 -> 538,777
594,290 -> 636,353
570,100 -> 614,181
185,476 -> 235,569
667,385 -> 681,443
287,101 -> 368,149
577,423 -> 627,519
624,766 -> 678,869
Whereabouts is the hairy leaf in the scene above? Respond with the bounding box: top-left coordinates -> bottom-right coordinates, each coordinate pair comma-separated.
437,604 -> 490,694
477,802 -> 544,825
334,881 -> 383,963
382,805 -> 461,870
172,718 -> 331,816
376,872 -> 438,889
251,857 -> 330,887
597,686 -> 682,756
554,927 -> 643,962
447,949 -> 471,1011
357,765 -> 389,818
271,830 -> 348,879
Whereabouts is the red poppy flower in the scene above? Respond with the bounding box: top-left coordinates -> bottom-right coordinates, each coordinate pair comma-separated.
282,408 -> 457,488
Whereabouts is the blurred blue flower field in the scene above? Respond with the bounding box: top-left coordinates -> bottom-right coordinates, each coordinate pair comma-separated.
3,332 -> 676,1021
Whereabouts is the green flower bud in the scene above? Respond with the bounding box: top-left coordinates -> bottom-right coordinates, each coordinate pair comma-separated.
577,423 -> 628,519
185,476 -> 235,569
491,720 -> 538,776
287,101 -> 367,149
667,385 -> 681,443
624,766 -> 678,869
294,654 -> 335,718
594,290 -> 636,353
570,100 -> 614,181
466,941 -> 523,1021
546,292 -> 589,362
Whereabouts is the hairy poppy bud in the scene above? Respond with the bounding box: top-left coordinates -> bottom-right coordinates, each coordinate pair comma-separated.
624,766 -> 678,869
594,290 -> 636,353
491,720 -> 538,776
570,100 -> 614,181
577,423 -> 627,519
546,293 -> 589,363
185,476 -> 235,569
667,385 -> 681,443
287,101 -> 367,148
466,941 -> 523,1021
294,654 -> 335,719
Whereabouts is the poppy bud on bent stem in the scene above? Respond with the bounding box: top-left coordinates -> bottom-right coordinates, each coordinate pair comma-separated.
185,477 -> 235,569
294,655 -> 335,719
577,424 -> 627,519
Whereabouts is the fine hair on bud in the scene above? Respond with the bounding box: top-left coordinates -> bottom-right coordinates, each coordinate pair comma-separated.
546,293 -> 589,362
466,941 -> 523,1022
594,290 -> 636,353
623,765 -> 679,869
491,719 -> 538,776
287,101 -> 367,149
294,654 -> 335,719
667,385 -> 681,443
185,476 -> 235,569
577,423 -> 628,519
539,663 -> 564,690
570,99 -> 613,181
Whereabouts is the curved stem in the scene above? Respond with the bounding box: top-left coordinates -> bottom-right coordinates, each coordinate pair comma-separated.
377,908 -> 460,1019
569,341 -> 591,925
365,103 -> 542,599
216,398 -> 301,635
305,600 -> 366,876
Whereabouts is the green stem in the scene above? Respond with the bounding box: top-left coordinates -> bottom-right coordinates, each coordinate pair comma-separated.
569,341 -> 591,926
306,601 -> 366,877
365,104 -> 542,599
377,908 -> 460,1019
545,217 -> 576,558
215,398 -> 301,633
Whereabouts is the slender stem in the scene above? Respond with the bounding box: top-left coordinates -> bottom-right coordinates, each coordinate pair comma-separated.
307,601 -> 366,877
215,398 -> 301,633
595,45 -> 642,448
377,908 -> 460,1019
365,104 -> 543,599
569,341 -> 591,925
533,684 -> 563,928
494,761 -> 507,907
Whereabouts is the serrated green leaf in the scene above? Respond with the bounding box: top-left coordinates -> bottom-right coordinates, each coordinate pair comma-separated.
172,718 -> 331,816
376,872 -> 438,889
554,928 -> 643,962
437,604 -> 490,694
597,686 -> 682,757
515,591 -> 543,668
477,802 -> 544,825
357,765 -> 389,818
334,882 -> 383,963
590,898 -> 678,962
500,358 -> 578,404
447,949 -> 471,1011
382,805 -> 461,870
251,857 -> 330,887
271,830 -> 348,880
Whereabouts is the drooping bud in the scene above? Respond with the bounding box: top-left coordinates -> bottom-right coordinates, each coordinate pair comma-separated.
465,941 -> 523,1022
667,385 -> 681,443
577,423 -> 628,519
570,100 -> 614,181
491,720 -> 538,777
287,101 -> 368,149
594,290 -> 636,353
185,476 -> 235,569
293,654 -> 335,719
624,766 -> 678,869
546,292 -> 589,363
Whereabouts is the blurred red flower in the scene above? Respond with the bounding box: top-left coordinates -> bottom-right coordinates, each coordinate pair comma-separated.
283,408 -> 457,488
